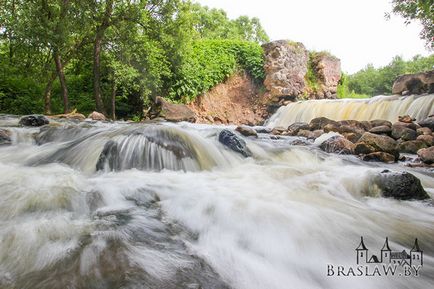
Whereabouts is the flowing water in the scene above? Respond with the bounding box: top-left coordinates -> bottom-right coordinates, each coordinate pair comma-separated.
267,94 -> 434,128
0,113 -> 433,289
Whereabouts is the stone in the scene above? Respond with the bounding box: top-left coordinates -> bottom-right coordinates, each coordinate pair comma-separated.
0,129 -> 12,145
362,152 -> 396,163
398,115 -> 415,123
342,132 -> 362,143
310,52 -> 341,98
289,139 -> 310,146
235,126 -> 258,137
392,70 -> 434,95
370,119 -> 392,128
417,146 -> 434,164
287,122 -> 309,135
391,124 -> 417,141
218,129 -> 252,158
19,115 -> 49,127
309,117 -> 338,130
51,111 -> 86,121
393,121 -> 419,130
156,96 -> 196,122
96,140 -> 119,171
354,142 -> 377,155
369,125 -> 392,135
254,127 -> 272,134
319,136 -> 355,154
271,127 -> 287,135
416,127 -> 432,135
418,117 -> 434,131
312,129 -> 324,139
356,132 -> 398,157
372,170 -> 430,200
416,134 -> 434,146
398,140 -> 428,154
297,129 -> 315,139
262,40 -> 309,98
88,111 -> 107,121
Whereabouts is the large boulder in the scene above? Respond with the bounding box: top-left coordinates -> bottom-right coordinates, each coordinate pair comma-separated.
417,146 -> 434,164
0,129 -> 12,145
218,129 -> 252,157
310,52 -> 341,99
392,70 -> 434,95
19,115 -> 49,127
356,132 -> 398,157
309,117 -> 338,131
391,124 -> 417,141
418,117 -> 434,131
416,134 -> 434,146
371,170 -> 430,200
88,111 -> 106,121
262,40 -> 308,98
155,96 -> 196,122
319,136 -> 355,154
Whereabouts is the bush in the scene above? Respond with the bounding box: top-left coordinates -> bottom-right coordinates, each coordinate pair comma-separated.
168,39 -> 265,103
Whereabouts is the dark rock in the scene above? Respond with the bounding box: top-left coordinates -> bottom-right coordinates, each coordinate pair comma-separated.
370,119 -> 392,128
398,115 -> 415,123
339,120 -> 369,131
0,129 -> 12,145
96,140 -> 119,171
254,127 -> 271,134
416,134 -> 434,146
418,117 -> 434,131
354,142 -> 377,155
391,124 -> 417,141
357,132 -> 398,157
417,147 -> 434,164
372,170 -> 430,200
362,152 -> 396,163
319,136 -> 355,154
19,115 -> 49,127
369,125 -> 392,135
235,126 -> 258,137
398,140 -> 428,154
342,132 -> 362,143
392,70 -> 434,95
309,117 -> 338,130
218,129 -> 252,158
287,122 -> 309,135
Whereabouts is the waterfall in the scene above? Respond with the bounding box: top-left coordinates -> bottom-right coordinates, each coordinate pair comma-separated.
267,94 -> 434,128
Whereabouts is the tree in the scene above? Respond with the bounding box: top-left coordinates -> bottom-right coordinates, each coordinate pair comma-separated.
388,0 -> 434,49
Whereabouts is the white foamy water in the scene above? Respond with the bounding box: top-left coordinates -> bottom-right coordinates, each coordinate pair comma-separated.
0,118 -> 433,289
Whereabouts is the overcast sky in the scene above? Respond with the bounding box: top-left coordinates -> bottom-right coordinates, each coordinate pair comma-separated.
196,0 -> 431,73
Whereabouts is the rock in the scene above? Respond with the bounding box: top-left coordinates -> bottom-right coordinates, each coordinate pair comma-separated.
372,170 -> 430,200
417,146 -> 434,164
51,110 -> 86,121
287,122 -> 309,135
416,134 -> 434,146
398,115 -> 415,123
392,70 -> 434,95
271,127 -> 287,135
289,139 -> 310,146
391,124 -> 417,141
218,129 -> 252,158
0,129 -> 12,145
356,132 -> 398,158
338,120 -> 369,131
96,140 -> 119,171
235,126 -> 258,137
262,40 -> 309,98
297,129 -> 315,139
156,96 -> 196,122
418,117 -> 434,131
362,152 -> 396,163
370,119 -> 392,128
19,115 -> 49,127
369,125 -> 392,135
393,121 -> 419,130
312,129 -> 324,139
88,111 -> 106,121
398,140 -> 428,154
342,132 -> 362,143
255,127 -> 272,134
354,142 -> 377,155
319,136 -> 355,154
309,117 -> 338,131
417,127 -> 432,135
310,52 -> 341,98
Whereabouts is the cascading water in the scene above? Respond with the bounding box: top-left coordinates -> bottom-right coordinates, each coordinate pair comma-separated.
267,94 -> 434,128
0,116 -> 433,289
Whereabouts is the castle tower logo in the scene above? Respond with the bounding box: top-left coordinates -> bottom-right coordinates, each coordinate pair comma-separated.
327,237 -> 423,277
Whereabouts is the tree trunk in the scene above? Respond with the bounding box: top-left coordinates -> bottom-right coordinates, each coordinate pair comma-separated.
54,51 -> 69,113
93,31 -> 106,114
43,72 -> 57,114
111,80 -> 116,120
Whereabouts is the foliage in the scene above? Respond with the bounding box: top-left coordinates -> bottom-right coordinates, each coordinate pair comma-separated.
336,74 -> 369,99
168,39 -> 265,103
387,0 -> 434,50
345,54 -> 434,97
